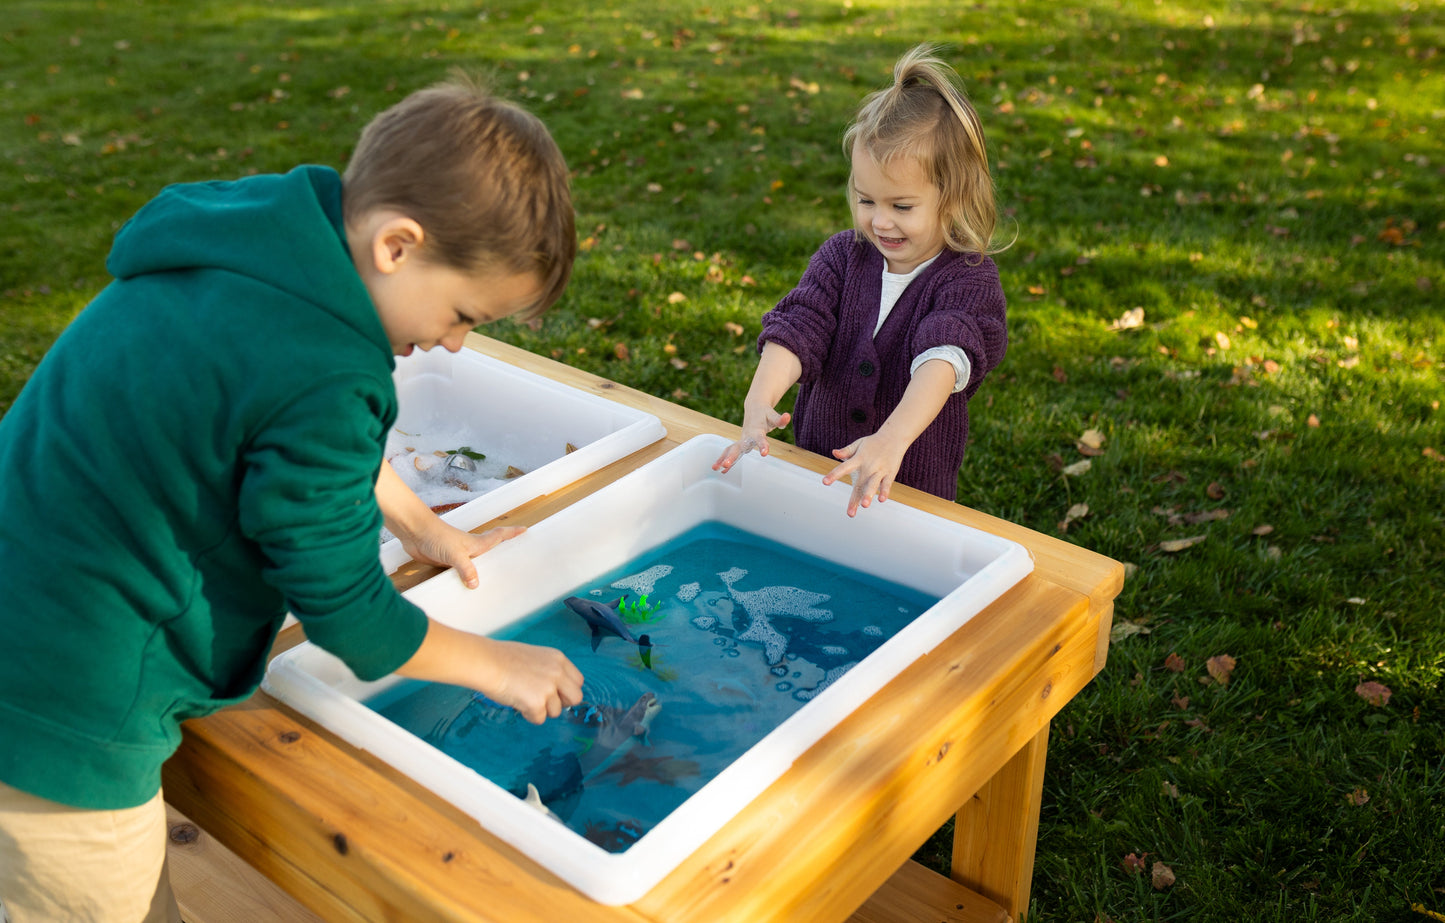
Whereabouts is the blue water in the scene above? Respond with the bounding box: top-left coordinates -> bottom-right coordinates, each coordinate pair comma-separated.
366,522 -> 935,853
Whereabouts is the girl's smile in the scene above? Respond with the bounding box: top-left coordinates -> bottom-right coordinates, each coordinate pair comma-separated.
849,140 -> 946,274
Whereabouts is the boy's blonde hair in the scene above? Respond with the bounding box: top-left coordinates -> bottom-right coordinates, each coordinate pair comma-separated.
343,72 -> 575,319
843,45 -> 1000,258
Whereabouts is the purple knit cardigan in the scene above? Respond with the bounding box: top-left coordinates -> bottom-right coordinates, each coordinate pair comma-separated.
758,231 -> 1008,500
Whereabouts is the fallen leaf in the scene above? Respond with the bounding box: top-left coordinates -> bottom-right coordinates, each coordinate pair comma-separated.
1164,652 -> 1186,673
723,321 -> 745,336
1252,524 -> 1275,536
1159,535 -> 1206,552
1215,331 -> 1232,350
1347,787 -> 1370,806
1206,481 -> 1226,500
1161,781 -> 1180,799
1062,459 -> 1092,477
667,292 -> 687,304
1354,681 -> 1392,707
613,342 -> 631,361
1183,508 -> 1230,525
1151,861 -> 1177,890
1121,852 -> 1148,874
1058,502 -> 1089,531
1109,307 -> 1145,330
1076,428 -> 1106,455
1206,654 -> 1236,685
1110,619 -> 1151,642
1171,694 -> 1190,709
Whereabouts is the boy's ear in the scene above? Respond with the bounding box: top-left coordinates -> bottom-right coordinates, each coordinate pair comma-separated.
370,215 -> 426,274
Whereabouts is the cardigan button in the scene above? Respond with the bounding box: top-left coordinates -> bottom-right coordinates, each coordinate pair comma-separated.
850,409 -> 867,424
858,360 -> 874,377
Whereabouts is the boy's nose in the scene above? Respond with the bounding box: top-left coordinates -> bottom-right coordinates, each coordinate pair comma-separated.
442,331 -> 467,352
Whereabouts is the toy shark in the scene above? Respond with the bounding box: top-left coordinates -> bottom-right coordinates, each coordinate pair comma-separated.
563,595 -> 654,668
579,692 -> 661,779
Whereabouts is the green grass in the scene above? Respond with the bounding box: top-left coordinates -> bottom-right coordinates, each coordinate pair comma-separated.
3,2 -> 1443,921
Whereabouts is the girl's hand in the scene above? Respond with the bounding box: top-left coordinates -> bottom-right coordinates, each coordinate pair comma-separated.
399,521 -> 527,589
713,407 -> 792,473
823,434 -> 907,518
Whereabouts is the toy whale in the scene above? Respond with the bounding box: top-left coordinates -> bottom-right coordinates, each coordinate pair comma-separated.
563,596 -> 654,669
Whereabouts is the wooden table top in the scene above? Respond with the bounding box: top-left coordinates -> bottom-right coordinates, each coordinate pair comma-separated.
163,333 -> 1124,923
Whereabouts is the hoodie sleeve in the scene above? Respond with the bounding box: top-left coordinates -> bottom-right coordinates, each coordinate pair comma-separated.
237,374 -> 427,681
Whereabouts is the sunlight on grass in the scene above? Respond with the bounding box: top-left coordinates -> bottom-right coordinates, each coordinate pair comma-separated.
2,1 -> 1441,919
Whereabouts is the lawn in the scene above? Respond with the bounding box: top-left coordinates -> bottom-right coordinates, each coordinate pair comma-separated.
2,2 -> 1442,921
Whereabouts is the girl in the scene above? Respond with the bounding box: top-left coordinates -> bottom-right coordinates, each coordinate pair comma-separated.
714,44 -> 1009,516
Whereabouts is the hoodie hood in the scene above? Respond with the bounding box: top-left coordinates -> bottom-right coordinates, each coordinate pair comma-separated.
106,165 -> 387,352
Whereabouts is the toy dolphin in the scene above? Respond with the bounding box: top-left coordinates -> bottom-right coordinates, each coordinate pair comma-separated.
563,596 -> 654,669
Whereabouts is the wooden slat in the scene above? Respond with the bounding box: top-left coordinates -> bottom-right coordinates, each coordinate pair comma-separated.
848,860 -> 1009,923
165,804 -> 324,923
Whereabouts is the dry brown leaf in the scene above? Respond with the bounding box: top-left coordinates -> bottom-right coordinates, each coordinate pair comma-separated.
1059,502 -> 1090,532
1183,508 -> 1231,525
1354,680 -> 1392,707
1206,654 -> 1237,685
723,321 -> 745,336
1347,787 -> 1370,806
1159,535 -> 1206,552
1121,852 -> 1148,875
1164,652 -> 1187,673
1151,862 -> 1177,890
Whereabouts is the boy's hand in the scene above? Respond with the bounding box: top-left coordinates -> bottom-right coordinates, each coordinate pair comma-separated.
400,522 -> 526,589
398,623 -> 584,726
823,434 -> 906,518
713,407 -> 792,473
474,638 -> 585,725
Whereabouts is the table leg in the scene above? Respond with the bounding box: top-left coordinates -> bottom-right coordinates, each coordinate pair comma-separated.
949,723 -> 1050,921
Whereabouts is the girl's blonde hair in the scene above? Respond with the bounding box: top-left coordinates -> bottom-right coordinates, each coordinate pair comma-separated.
843,45 -> 1000,257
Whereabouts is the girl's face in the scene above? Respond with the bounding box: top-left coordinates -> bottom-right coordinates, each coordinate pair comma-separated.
850,141 -> 945,275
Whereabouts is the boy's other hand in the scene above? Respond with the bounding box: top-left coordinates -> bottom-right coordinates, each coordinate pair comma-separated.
401,522 -> 526,589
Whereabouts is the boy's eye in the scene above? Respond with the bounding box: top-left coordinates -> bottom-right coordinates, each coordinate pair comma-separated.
895,205 -> 913,212
857,198 -> 874,206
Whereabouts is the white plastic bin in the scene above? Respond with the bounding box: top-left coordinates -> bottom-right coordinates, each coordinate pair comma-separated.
264,434 -> 1033,905
379,346 -> 665,572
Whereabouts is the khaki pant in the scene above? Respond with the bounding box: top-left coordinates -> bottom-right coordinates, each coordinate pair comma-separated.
0,780 -> 181,923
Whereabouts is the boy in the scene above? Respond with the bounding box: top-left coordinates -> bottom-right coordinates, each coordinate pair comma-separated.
0,75 -> 584,922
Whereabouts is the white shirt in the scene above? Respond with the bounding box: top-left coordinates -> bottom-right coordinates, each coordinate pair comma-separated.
876,255 -> 971,394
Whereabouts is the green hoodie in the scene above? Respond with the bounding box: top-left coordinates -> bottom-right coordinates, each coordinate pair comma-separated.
0,166 -> 429,809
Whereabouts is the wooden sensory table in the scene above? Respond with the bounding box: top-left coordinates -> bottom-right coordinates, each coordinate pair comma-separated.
162,332 -> 1123,923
